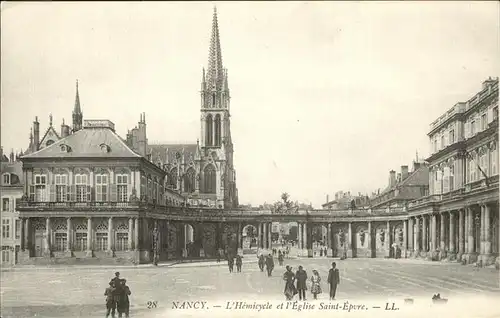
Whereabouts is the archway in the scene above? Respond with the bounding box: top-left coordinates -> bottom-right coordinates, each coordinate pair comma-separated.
311,224 -> 328,257
242,224 -> 258,254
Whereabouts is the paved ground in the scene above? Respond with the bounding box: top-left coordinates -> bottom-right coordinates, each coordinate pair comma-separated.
1,258 -> 499,318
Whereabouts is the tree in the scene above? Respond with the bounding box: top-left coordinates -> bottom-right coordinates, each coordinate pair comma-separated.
272,192 -> 299,214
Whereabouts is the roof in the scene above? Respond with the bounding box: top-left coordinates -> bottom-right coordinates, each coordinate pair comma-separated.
1,161 -> 23,186
39,125 -> 61,147
148,144 -> 198,165
21,127 -> 141,159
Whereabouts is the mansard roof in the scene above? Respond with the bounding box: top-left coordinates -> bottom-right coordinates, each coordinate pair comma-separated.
21,126 -> 141,159
149,144 -> 198,165
1,161 -> 23,186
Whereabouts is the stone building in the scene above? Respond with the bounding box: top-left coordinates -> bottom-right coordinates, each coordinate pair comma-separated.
407,77 -> 499,265
140,8 -> 239,210
370,161 -> 429,209
1,149 -> 23,266
322,191 -> 371,210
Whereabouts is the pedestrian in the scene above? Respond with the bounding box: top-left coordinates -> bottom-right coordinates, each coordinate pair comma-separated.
327,262 -> 340,300
295,265 -> 308,301
324,247 -> 328,257
236,255 -> 242,272
116,279 -> 131,318
258,254 -> 265,272
278,251 -> 284,266
228,256 -> 234,273
283,266 -> 297,301
110,272 -> 122,287
310,270 -> 322,300
216,249 -> 221,263
320,248 -> 323,257
265,254 -> 275,277
105,281 -> 116,318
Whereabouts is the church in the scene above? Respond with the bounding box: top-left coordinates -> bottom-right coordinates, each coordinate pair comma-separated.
22,7 -> 239,210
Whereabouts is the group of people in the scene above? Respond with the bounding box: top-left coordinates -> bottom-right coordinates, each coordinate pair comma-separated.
283,262 -> 340,301
227,254 -> 244,273
258,253 -> 276,276
105,272 -> 132,318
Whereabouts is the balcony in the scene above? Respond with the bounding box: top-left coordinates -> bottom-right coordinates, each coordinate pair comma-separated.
17,200 -> 146,210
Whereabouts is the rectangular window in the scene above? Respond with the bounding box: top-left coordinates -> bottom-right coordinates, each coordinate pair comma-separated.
15,220 -> 20,239
449,130 -> 455,144
2,219 -> 10,238
3,174 -> 10,185
471,121 -> 476,135
116,233 -> 128,251
75,175 -> 88,202
55,174 -> 68,202
34,175 -> 47,202
75,233 -> 88,251
117,175 -> 128,202
95,175 -> 108,202
481,114 -> 487,130
494,107 -> 499,121
492,149 -> 498,175
1,249 -> 9,263
441,135 -> 445,149
2,198 -> 9,212
95,233 -> 108,251
433,139 -> 438,152
54,233 -> 67,251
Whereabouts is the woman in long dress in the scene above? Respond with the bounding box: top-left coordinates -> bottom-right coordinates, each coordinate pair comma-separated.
310,270 -> 322,300
283,266 -> 296,300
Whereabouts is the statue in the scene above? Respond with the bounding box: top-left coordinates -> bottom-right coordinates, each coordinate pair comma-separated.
380,229 -> 385,246
359,230 -> 366,247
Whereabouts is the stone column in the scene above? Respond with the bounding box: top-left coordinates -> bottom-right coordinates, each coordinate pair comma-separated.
298,223 -> 302,250
108,217 -> 113,254
440,213 -> 446,259
480,205 -> 485,255
449,211 -> 456,259
20,218 -> 25,252
327,224 -> 332,257
24,218 -> 30,252
467,207 -> 475,258
303,223 -> 309,256
134,218 -> 139,251
408,218 -> 414,255
385,221 -> 390,258
484,204 -> 492,257
458,209 -> 465,259
66,217 -> 72,255
128,218 -> 133,251
414,217 -> 420,256
263,223 -> 268,251
422,215 -> 428,252
348,222 -> 353,258
431,214 -> 437,252
267,222 -> 272,249
367,221 -> 373,258
44,217 -> 51,256
86,217 -> 92,257
237,223 -> 242,255
403,219 -> 408,258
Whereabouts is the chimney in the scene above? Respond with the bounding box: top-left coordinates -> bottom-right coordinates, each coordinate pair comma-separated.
9,149 -> 14,162
33,116 -> 40,152
137,113 -> 148,157
397,173 -> 401,183
389,170 -> 396,187
413,161 -> 421,172
401,165 -> 409,180
0,147 -> 3,160
60,119 -> 70,138
326,194 -> 329,203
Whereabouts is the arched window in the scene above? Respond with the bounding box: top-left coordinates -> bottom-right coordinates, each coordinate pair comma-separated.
206,114 -> 213,146
46,140 -> 55,146
212,93 -> 216,107
204,165 -> 216,194
184,168 -> 196,193
169,168 -> 178,189
215,114 -> 221,146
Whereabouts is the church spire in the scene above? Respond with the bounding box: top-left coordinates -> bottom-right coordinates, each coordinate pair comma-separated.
72,79 -> 83,132
206,6 -> 224,89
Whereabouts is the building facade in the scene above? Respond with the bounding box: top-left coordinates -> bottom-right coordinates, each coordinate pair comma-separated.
1,151 -> 23,266
407,77 -> 499,265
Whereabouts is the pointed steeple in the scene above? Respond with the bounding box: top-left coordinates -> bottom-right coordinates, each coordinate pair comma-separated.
206,6 -> 224,89
72,79 -> 83,132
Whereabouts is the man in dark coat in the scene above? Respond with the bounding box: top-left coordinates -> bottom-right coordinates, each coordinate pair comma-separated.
265,254 -> 275,277
327,262 -> 340,300
105,281 -> 116,318
295,266 -> 308,301
228,256 -> 235,273
235,255 -> 243,272
116,279 -> 131,318
258,254 -> 265,272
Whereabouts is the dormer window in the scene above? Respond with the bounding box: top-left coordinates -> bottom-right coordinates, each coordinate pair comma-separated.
46,140 -> 55,146
2,173 -> 10,185
99,144 -> 110,153
60,144 -> 72,153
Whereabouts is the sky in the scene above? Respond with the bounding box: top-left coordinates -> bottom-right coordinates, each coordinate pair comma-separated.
1,2 -> 499,207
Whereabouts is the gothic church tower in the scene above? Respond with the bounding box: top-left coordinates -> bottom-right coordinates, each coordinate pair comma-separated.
199,7 -> 238,208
